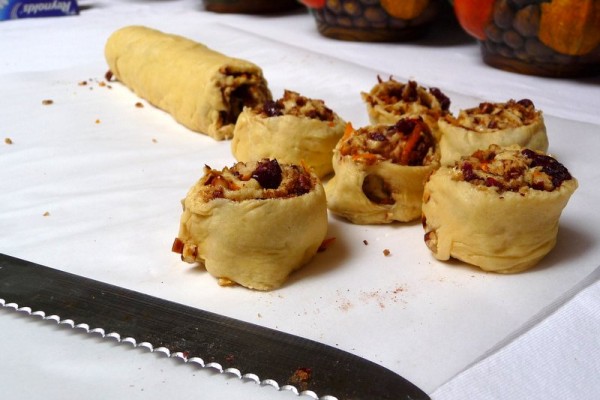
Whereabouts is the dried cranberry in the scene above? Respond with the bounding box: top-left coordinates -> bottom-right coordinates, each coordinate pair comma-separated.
462,162 -> 476,181
429,87 -> 451,111
479,102 -> 495,114
252,159 -> 282,189
517,98 -> 534,108
522,149 -> 571,188
263,100 -> 283,117
394,118 -> 418,135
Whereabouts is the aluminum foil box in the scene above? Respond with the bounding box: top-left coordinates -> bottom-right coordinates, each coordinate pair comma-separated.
1,0 -> 79,20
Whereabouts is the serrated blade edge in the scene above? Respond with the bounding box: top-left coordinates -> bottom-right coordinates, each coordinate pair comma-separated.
0,253 -> 429,400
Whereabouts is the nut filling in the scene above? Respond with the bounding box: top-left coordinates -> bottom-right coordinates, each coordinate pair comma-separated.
218,67 -> 271,127
197,159 -> 315,202
362,77 -> 451,116
446,99 -> 540,132
255,89 -> 336,121
454,145 -> 573,194
339,118 -> 437,167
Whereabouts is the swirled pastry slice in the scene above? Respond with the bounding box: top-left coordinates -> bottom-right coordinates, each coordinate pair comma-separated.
231,90 -> 346,178
438,99 -> 548,165
361,77 -> 451,139
422,145 -> 578,273
105,25 -> 271,140
326,118 -> 439,224
172,159 -> 328,291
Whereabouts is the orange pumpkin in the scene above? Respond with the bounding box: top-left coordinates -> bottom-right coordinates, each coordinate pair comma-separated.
538,0 -> 600,56
453,0 -> 495,40
381,0 -> 431,20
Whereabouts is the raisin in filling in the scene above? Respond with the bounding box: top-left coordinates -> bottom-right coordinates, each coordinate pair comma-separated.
522,149 -> 572,188
252,159 -> 282,189
457,146 -> 572,193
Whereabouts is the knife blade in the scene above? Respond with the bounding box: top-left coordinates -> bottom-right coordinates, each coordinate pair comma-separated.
0,253 -> 429,400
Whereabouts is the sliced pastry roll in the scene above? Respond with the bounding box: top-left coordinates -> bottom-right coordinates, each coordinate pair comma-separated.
172,159 -> 328,291
105,25 -> 272,140
422,145 -> 578,273
326,118 -> 439,224
231,90 -> 346,178
361,77 -> 451,139
438,99 -> 548,165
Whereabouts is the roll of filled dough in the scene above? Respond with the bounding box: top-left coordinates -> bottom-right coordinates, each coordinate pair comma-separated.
231,90 -> 346,178
105,25 -> 272,140
361,77 -> 451,140
172,159 -> 328,290
422,145 -> 578,273
326,118 -> 439,224
438,99 -> 548,165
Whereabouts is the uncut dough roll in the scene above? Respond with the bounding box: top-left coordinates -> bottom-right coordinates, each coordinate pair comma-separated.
105,25 -> 272,140
326,118 -> 439,224
438,99 -> 548,165
422,145 -> 578,273
231,90 -> 346,178
172,159 -> 328,291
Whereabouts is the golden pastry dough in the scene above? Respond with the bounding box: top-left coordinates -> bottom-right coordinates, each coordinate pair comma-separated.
172,159 -> 328,290
422,145 -> 578,273
438,99 -> 548,165
326,118 -> 439,224
105,25 -> 271,140
231,90 -> 346,178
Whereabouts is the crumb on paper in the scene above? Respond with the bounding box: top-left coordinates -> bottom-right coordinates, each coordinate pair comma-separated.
135,102 -> 144,108
95,119 -> 101,124
361,290 -> 386,309
392,286 -> 405,294
363,239 -> 368,245
4,138 -> 13,145
43,211 -> 50,217
338,298 -> 353,312
152,138 -> 158,143
42,99 -> 54,105
78,78 -> 111,89
289,367 -> 311,391
383,249 -> 391,256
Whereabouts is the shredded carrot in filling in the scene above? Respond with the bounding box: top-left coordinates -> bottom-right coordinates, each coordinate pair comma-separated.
400,123 -> 423,165
339,118 -> 436,167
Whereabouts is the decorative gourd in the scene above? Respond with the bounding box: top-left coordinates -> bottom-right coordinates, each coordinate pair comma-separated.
299,0 -> 325,8
538,0 -> 600,56
452,0 -> 495,40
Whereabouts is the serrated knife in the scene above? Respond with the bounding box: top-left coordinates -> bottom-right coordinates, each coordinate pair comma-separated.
0,253 -> 429,400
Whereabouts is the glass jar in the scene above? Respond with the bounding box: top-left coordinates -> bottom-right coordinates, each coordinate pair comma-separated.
203,0 -> 302,14
298,0 -> 445,42
452,0 -> 600,77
